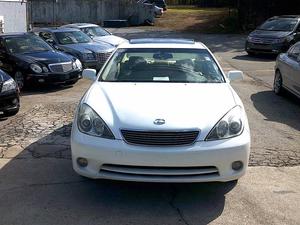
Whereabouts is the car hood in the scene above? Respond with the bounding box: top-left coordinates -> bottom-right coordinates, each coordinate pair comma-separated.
93,35 -> 127,47
62,42 -> 115,53
13,50 -> 73,65
250,30 -> 292,38
84,83 -> 237,140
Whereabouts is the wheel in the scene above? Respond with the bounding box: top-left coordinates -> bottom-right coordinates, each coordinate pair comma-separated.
3,108 -> 19,117
273,70 -> 284,95
14,71 -> 25,90
246,51 -> 255,56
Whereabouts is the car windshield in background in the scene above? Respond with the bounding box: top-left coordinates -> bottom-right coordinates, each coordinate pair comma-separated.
82,27 -> 110,37
258,19 -> 298,31
100,48 -> 225,83
55,31 -> 91,45
4,35 -> 53,54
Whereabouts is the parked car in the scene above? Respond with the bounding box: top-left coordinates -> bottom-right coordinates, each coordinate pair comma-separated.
245,15 -> 300,55
0,69 -> 19,117
139,0 -> 164,17
60,23 -> 127,47
149,0 -> 167,11
274,42 -> 300,98
35,28 -> 115,70
0,32 -> 82,90
71,38 -> 250,183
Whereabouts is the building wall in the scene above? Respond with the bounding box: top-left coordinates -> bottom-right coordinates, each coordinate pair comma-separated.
0,0 -> 27,32
28,0 -> 141,26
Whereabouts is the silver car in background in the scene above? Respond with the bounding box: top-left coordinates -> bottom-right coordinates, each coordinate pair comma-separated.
61,23 -> 127,47
274,42 -> 300,98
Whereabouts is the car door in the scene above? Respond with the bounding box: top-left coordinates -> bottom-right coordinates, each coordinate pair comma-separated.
286,44 -> 300,96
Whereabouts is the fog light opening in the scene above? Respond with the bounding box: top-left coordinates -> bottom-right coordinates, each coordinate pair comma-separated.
77,157 -> 88,167
232,161 -> 243,171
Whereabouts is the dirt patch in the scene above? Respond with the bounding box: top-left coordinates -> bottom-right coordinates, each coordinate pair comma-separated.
155,7 -> 230,33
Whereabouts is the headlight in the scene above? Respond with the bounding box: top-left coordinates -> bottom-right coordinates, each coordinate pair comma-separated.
247,36 -> 255,42
273,36 -> 293,44
82,53 -> 95,61
77,103 -> 114,139
1,78 -> 17,92
30,63 -> 43,73
73,59 -> 82,70
206,106 -> 244,141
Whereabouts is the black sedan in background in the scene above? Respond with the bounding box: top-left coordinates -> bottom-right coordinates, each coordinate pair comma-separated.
0,33 -> 82,90
35,28 -> 115,70
0,69 -> 19,117
246,15 -> 300,55
274,42 -> 300,98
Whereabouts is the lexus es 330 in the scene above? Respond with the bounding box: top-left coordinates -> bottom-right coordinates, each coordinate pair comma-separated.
71,39 -> 251,183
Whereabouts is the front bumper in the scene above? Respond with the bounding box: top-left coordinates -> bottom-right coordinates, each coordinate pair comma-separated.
245,41 -> 289,54
26,70 -> 82,84
0,90 -> 20,113
71,125 -> 250,183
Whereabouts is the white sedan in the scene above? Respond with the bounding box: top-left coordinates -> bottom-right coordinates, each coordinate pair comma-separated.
71,39 -> 250,183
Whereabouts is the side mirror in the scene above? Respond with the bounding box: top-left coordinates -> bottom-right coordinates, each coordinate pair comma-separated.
82,69 -> 97,81
227,70 -> 243,81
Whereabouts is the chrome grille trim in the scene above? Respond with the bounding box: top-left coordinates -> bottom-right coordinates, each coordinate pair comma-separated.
96,52 -> 112,65
250,37 -> 275,44
100,164 -> 219,176
121,130 -> 200,146
48,62 -> 73,73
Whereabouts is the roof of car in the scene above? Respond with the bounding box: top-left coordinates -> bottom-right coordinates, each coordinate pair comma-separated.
119,38 -> 207,49
271,15 -> 300,19
62,23 -> 99,28
0,32 -> 31,38
34,27 -> 80,33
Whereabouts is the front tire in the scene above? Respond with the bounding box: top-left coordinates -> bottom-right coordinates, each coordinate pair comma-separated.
273,70 -> 284,95
2,108 -> 19,117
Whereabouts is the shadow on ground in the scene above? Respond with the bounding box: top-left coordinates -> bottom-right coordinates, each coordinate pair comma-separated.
20,83 -> 75,97
233,54 -> 277,62
251,90 -> 300,131
0,123 -> 237,225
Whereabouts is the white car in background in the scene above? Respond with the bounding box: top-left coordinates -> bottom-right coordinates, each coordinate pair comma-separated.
61,23 -> 127,47
71,39 -> 250,183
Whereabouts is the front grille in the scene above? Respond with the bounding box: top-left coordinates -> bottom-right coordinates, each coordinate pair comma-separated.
48,62 -> 73,73
96,52 -> 111,65
99,164 -> 219,180
250,37 -> 274,44
121,130 -> 199,146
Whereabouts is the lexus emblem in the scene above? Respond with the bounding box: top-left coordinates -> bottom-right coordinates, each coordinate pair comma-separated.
154,119 -> 165,125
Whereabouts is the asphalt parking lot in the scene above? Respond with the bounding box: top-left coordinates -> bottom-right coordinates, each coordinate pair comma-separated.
0,27 -> 299,225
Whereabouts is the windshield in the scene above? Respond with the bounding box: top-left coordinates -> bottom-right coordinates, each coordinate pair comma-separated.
258,18 -> 298,31
4,35 -> 53,54
100,48 -> 225,83
55,31 -> 91,45
82,26 -> 110,37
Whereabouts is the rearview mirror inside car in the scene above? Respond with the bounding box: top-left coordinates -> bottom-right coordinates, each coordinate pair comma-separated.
82,69 -> 97,81
227,70 -> 243,81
